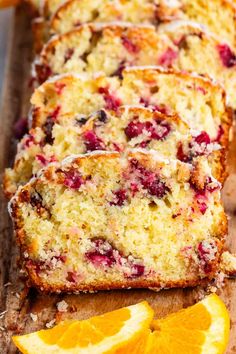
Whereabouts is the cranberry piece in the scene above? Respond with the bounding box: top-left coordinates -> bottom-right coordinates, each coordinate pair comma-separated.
36,154 -> 56,166
86,239 -> 116,267
63,169 -> 84,189
152,105 -> 169,115
30,192 -> 43,213
125,119 -> 145,139
130,182 -> 139,196
64,48 -> 74,63
139,97 -> 149,107
158,47 -> 178,67
43,116 -> 55,144
151,121 -> 171,140
110,189 -> 127,206
55,82 -> 66,95
130,159 -> 169,198
139,140 -> 149,148
214,125 -> 224,143
83,130 -> 105,152
194,131 -> 211,145
66,271 -> 78,283
177,142 -> 189,162
14,117 -> 28,139
86,252 -> 115,267
26,260 -> 44,274
38,64 -> 52,84
121,36 -> 139,53
130,264 -> 145,277
125,119 -> 170,141
217,43 -> 236,68
98,87 -> 122,111
54,255 -> 67,263
147,179 -> 169,199
23,134 -> 35,149
197,201 -> 208,215
50,105 -> 61,120
112,61 -> 126,78
197,241 -> 216,274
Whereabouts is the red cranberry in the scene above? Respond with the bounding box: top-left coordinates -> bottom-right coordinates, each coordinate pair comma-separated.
217,44 -> 236,68
14,117 -> 28,139
30,192 -> 43,212
50,105 -> 61,120
125,119 -> 146,139
158,47 -> 178,67
112,61 -> 126,78
130,159 -> 169,198
130,264 -> 145,277
121,36 -> 139,53
38,64 -> 52,84
151,120 -> 171,140
83,130 -> 105,152
54,255 -> 67,263
63,169 -> 84,189
55,82 -> 66,95
64,48 -> 74,63
152,105 -> 169,115
197,241 -> 216,274
23,134 -> 35,149
86,252 -> 115,267
147,179 -> 169,199
214,125 -> 224,143
98,87 -> 122,111
130,182 -> 139,196
110,189 -> 127,206
36,154 -> 56,166
43,116 -> 55,144
194,131 -> 211,145
66,271 -> 78,283
177,142 -> 189,162
139,97 -> 149,107
197,201 -> 208,215
86,239 -> 116,267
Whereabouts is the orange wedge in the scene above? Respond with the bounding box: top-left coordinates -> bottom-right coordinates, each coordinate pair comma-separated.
146,294 -> 230,354
12,301 -> 153,354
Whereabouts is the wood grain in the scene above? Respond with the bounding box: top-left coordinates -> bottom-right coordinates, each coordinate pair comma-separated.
0,7 -> 236,354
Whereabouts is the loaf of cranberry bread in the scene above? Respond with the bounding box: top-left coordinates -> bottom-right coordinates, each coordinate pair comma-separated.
48,0 -> 236,47
31,68 -> 232,149
9,151 -> 227,293
4,106 -> 224,198
35,22 -> 236,109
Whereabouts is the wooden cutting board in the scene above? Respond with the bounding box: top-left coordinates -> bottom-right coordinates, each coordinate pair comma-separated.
0,6 -> 235,353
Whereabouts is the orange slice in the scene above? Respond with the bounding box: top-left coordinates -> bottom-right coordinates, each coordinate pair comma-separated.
12,301 -> 153,354
146,294 -> 230,354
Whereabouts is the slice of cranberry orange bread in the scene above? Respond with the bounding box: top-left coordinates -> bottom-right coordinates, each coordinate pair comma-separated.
157,21 -> 236,110
34,23 -> 159,83
49,0 -> 236,47
4,106 -> 224,198
50,0 -> 180,35
9,151 -> 227,293
35,22 -> 236,109
30,68 -> 232,149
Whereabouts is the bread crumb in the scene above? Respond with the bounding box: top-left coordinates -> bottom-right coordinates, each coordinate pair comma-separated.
56,300 -> 68,313
46,319 -> 56,328
30,313 -> 38,322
